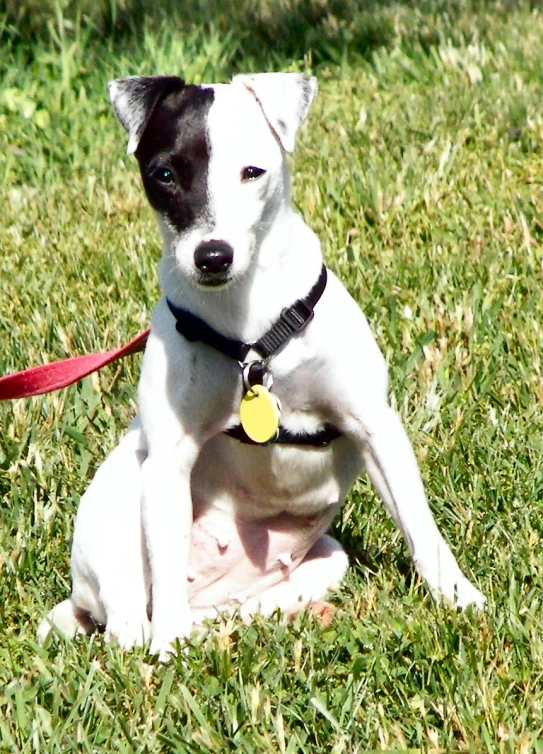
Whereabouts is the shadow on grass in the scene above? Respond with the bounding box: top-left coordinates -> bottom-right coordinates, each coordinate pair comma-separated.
332,521 -> 417,588
2,0 -> 532,68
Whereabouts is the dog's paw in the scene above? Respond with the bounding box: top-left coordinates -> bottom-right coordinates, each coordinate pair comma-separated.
149,633 -> 191,662
426,572 -> 486,610
149,613 -> 193,661
104,613 -> 151,650
447,575 -> 486,611
37,599 -> 80,644
149,637 -> 178,662
415,544 -> 486,611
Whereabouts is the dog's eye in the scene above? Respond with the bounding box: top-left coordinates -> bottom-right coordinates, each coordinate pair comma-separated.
241,166 -> 266,182
152,167 -> 175,184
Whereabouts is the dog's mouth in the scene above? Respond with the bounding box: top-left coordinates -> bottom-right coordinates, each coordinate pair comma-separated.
196,272 -> 232,288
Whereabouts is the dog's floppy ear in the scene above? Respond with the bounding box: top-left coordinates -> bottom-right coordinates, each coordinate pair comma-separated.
109,75 -> 186,155
232,72 -> 318,153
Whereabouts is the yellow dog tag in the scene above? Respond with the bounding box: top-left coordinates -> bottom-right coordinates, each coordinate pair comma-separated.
240,384 -> 280,444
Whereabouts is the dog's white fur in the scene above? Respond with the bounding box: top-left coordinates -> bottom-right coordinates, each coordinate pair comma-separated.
38,73 -> 485,657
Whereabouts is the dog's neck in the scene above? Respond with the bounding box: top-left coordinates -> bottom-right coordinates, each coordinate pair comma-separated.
159,206 -> 323,344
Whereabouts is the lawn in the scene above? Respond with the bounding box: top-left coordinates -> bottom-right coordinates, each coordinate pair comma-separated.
1,0 -> 543,750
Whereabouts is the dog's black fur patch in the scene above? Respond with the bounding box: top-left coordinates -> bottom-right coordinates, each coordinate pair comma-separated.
112,76 -> 187,150
135,85 -> 215,233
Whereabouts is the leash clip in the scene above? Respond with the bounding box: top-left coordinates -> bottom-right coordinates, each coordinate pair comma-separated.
240,360 -> 273,394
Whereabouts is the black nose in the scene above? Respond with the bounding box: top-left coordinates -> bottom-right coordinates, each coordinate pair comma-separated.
194,240 -> 233,275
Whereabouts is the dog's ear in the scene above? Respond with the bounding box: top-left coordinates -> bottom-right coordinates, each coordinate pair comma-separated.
108,75 -> 186,155
232,73 -> 318,153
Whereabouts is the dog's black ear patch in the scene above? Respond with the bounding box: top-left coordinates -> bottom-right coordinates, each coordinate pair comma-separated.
135,84 -> 215,234
109,76 -> 186,155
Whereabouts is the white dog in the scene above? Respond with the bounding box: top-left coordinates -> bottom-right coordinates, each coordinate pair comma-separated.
39,72 -> 485,658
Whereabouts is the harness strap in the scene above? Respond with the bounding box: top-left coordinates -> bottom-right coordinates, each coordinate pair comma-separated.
224,422 -> 343,448
167,266 -> 327,361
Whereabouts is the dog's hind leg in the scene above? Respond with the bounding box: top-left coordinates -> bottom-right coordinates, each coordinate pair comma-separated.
71,417 -> 152,649
39,417 -> 152,649
236,535 -> 349,624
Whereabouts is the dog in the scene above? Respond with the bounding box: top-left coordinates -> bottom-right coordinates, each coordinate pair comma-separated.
38,72 -> 485,659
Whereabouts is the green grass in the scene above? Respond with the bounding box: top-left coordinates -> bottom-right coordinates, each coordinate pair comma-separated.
2,0 -> 543,750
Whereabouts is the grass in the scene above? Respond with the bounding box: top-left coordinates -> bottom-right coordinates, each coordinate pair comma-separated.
1,0 -> 543,750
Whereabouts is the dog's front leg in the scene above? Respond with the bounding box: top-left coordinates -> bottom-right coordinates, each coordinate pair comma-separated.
142,436 -> 199,659
138,319 -> 204,660
346,403 -> 485,609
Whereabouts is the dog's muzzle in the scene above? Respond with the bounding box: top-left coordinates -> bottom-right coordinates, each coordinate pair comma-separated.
194,240 -> 233,286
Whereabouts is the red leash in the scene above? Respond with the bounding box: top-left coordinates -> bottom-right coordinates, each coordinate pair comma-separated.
0,330 -> 150,401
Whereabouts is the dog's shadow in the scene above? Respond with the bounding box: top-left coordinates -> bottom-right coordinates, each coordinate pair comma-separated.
334,528 -> 417,589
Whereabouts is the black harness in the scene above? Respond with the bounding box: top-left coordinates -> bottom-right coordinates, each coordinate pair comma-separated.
166,266 -> 343,448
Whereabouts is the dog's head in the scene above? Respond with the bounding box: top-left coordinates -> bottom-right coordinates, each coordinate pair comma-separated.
109,73 -> 318,289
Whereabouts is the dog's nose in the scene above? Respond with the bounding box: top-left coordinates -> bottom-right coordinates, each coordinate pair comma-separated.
194,241 -> 234,275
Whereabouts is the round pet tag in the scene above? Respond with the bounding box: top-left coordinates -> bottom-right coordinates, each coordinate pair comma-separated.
239,384 -> 280,444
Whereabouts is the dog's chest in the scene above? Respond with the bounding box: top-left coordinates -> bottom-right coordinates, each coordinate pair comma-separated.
186,340 -> 322,436
192,430 -> 360,525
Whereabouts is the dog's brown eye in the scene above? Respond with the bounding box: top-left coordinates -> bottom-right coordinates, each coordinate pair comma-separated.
241,166 -> 266,182
153,167 -> 175,184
